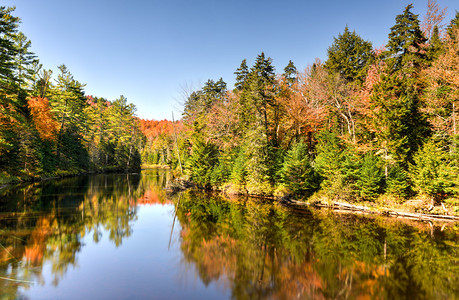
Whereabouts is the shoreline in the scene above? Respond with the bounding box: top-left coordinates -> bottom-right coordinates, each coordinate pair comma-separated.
167,177 -> 459,223
279,197 -> 459,223
0,167 -> 142,191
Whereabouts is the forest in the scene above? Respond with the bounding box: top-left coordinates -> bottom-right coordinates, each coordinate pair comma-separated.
0,6 -> 144,183
145,3 -> 459,209
1,3 -> 459,210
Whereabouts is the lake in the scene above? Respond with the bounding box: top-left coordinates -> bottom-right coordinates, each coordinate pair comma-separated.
0,169 -> 458,299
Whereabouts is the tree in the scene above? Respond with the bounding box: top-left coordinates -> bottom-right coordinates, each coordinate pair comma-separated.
410,139 -> 458,203
234,59 -> 249,91
325,26 -> 373,85
445,11 -> 459,41
385,4 -> 427,73
423,27 -> 459,136
356,152 -> 384,200
283,60 -> 297,86
421,0 -> 447,40
280,141 -> 318,197
370,4 -> 430,170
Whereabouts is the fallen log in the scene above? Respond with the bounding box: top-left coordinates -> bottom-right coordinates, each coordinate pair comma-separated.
280,198 -> 459,222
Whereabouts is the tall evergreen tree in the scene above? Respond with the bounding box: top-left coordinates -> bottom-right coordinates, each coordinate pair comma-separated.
325,25 -> 373,84
385,4 -> 427,73
283,60 -> 297,86
371,4 -> 430,170
446,11 -> 459,41
234,59 -> 248,91
426,25 -> 443,61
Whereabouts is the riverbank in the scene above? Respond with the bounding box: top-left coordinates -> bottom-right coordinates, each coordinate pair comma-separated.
166,175 -> 459,222
0,166 -> 142,190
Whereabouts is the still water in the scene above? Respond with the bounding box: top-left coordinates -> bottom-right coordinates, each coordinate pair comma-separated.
0,169 -> 458,299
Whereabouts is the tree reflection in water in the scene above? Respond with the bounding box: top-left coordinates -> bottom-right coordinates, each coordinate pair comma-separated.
0,169 -> 457,299
176,191 -> 459,300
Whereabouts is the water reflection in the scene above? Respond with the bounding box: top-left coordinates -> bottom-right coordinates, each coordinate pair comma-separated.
0,170 -> 458,299
176,192 -> 458,299
0,170 -> 171,299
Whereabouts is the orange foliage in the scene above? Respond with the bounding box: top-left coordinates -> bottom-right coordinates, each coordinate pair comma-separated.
28,97 -> 60,141
139,119 -> 184,140
136,189 -> 172,205
24,217 -> 53,265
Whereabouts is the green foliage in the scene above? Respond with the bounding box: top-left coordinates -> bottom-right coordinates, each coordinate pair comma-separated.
356,152 -> 384,200
280,142 -> 318,197
314,131 -> 357,198
324,25 -> 373,84
230,147 -> 247,186
386,164 -> 412,199
385,4 -> 427,73
188,136 -> 219,189
283,60 -> 297,86
427,25 -> 443,62
410,139 -> 458,202
446,11 -> 459,41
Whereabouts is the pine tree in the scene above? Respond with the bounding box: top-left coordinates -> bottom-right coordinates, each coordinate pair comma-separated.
356,152 -> 384,200
283,60 -> 297,86
280,142 -> 318,197
325,25 -> 373,85
0,6 -> 21,173
234,59 -> 248,91
385,4 -> 427,73
426,25 -> 443,62
410,139 -> 458,203
371,4 -> 430,169
188,135 -> 218,189
314,131 -> 357,198
446,11 -> 459,42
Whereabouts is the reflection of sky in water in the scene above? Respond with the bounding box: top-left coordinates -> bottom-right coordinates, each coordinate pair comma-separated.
1,169 -> 458,300
20,205 -> 229,300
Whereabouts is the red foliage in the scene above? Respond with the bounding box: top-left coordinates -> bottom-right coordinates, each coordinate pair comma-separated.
139,119 -> 184,140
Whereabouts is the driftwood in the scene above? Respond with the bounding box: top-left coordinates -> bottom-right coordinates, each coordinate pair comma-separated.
281,198 -> 459,222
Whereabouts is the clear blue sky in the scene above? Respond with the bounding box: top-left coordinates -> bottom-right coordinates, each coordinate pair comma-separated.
4,0 -> 458,120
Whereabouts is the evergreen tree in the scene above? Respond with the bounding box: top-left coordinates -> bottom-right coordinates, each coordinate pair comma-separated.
0,6 -> 18,85
426,25 -> 443,62
325,25 -> 373,84
386,164 -> 412,199
446,11 -> 459,41
371,4 -> 430,169
314,131 -> 357,198
356,152 -> 384,200
280,142 -> 318,197
188,135 -> 218,189
234,59 -> 248,91
410,139 -> 458,203
283,60 -> 297,86
0,6 -> 21,173
385,4 -> 427,73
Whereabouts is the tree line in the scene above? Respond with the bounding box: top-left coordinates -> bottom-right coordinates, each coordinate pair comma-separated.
178,3 -> 459,206
0,6 -> 144,182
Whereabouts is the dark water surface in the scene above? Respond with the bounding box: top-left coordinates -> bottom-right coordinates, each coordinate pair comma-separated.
0,169 -> 458,299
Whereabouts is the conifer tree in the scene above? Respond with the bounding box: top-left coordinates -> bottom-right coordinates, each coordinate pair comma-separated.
410,139 -> 458,203
325,26 -> 373,85
283,60 -> 297,86
280,142 -> 318,197
446,11 -> 459,41
426,25 -> 443,61
234,59 -> 248,91
385,4 -> 427,73
356,152 -> 384,200
371,4 -> 430,170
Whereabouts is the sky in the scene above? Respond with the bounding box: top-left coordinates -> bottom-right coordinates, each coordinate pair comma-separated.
3,0 -> 458,120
